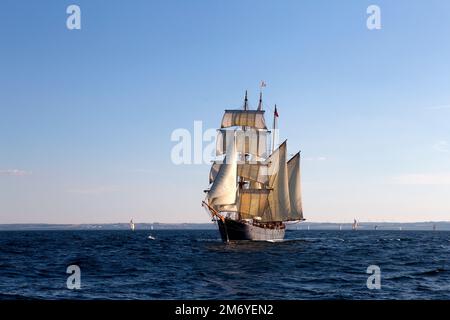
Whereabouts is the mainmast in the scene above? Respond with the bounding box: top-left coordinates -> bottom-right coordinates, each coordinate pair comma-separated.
272,104 -> 279,154
257,91 -> 263,111
240,91 -> 249,192
243,90 -> 248,111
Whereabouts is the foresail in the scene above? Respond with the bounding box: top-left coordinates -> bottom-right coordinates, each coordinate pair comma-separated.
221,110 -> 267,129
287,153 -> 303,220
207,135 -> 237,208
267,141 -> 291,221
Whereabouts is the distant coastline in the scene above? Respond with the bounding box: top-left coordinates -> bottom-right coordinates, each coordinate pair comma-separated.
0,222 -> 449,231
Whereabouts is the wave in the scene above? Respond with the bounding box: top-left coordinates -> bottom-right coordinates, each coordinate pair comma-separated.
415,268 -> 447,277
0,292 -> 37,300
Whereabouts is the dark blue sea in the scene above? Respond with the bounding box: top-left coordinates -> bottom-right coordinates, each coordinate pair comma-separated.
0,230 -> 449,300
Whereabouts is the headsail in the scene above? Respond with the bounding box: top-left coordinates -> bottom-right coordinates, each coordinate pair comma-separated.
207,134 -> 238,209
287,153 -> 303,221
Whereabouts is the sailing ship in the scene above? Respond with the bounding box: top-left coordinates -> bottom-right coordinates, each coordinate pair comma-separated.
130,219 -> 135,231
202,91 -> 304,242
352,219 -> 358,231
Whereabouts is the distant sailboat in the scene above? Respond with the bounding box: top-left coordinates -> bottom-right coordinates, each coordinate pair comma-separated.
352,219 -> 358,231
130,219 -> 135,231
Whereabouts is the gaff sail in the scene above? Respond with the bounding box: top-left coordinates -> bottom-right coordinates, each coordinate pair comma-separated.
266,141 -> 291,222
287,153 -> 303,221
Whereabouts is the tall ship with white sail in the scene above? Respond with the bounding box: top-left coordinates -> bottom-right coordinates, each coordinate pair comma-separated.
202,91 -> 304,242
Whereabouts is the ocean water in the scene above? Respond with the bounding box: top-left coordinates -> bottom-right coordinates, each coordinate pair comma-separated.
0,230 -> 449,300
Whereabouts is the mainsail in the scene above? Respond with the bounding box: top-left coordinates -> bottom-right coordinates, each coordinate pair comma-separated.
287,152 -> 303,220
266,141 -> 291,221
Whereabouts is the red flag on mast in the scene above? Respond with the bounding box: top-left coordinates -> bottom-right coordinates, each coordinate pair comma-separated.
274,105 -> 279,117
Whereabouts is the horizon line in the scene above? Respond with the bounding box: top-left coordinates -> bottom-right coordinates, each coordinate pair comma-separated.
1,221 -> 450,225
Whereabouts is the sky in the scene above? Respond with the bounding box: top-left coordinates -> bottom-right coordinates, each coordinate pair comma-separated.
1,0 -> 450,223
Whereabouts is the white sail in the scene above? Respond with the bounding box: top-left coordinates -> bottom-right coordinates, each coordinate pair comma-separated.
287,153 -> 303,220
267,141 -> 291,221
204,93 -> 305,227
238,189 -> 270,219
216,129 -> 268,158
221,110 -> 267,129
209,163 -> 220,184
207,134 -> 238,208
210,162 -> 268,185
217,204 -> 238,212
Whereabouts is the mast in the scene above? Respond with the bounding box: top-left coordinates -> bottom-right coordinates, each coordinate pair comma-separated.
243,90 -> 248,111
240,91 -> 248,193
272,105 -> 278,154
257,91 -> 263,111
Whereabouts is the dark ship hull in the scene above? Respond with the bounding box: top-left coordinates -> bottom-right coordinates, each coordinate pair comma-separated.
217,218 -> 286,242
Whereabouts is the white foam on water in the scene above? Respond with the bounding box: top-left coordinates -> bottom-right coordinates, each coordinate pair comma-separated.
265,239 -> 285,243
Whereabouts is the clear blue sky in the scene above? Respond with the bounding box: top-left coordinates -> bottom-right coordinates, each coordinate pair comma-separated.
1,0 -> 449,223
